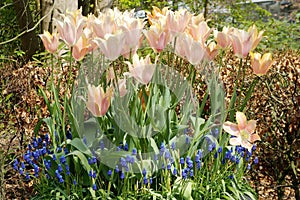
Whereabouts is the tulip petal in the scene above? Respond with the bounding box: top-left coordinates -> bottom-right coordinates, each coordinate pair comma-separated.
241,140 -> 253,152
231,35 -> 243,57
236,112 -> 247,129
223,122 -> 239,136
245,120 -> 256,134
229,137 -> 241,146
86,101 -> 101,117
141,64 -> 156,84
100,96 -> 111,116
250,133 -> 261,143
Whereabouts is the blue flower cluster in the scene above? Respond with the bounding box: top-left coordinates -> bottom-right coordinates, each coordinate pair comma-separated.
221,145 -> 258,170
103,137 -> 259,186
103,141 -> 206,184
12,133 -> 71,184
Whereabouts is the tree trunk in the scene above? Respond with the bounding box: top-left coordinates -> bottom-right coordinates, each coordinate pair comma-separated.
40,0 -> 78,31
95,0 -> 114,13
203,0 -> 209,20
13,0 -> 40,62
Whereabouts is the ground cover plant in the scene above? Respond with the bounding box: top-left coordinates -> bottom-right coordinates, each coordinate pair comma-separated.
6,6 -> 280,199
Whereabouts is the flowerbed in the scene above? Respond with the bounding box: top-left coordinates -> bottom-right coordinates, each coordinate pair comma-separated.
8,6 -> 280,199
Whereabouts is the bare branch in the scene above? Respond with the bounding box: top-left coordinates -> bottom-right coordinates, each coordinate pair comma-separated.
0,2 -> 14,11
0,2 -> 54,46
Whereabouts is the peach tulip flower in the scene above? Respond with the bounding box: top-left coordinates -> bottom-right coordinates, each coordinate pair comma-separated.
214,27 -> 232,49
124,54 -> 156,85
250,52 -> 274,76
106,69 -> 127,97
72,35 -> 89,61
147,6 -> 169,25
229,28 -> 253,58
119,15 -> 145,57
223,112 -> 261,151
166,9 -> 192,35
175,33 -> 206,65
189,13 -> 205,25
86,84 -> 113,117
187,21 -> 212,43
105,7 -> 123,21
143,22 -> 170,53
83,27 -> 97,52
39,30 -> 59,53
205,41 -> 218,60
93,32 -> 126,61
55,9 -> 87,46
91,14 -> 117,38
248,25 -> 264,51
229,26 -> 263,58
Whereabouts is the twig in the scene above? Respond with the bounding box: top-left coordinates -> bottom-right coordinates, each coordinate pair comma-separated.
0,2 -> 14,11
0,1 -> 55,45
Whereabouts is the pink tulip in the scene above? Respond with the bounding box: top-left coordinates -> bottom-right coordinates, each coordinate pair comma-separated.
93,32 -> 126,61
119,15 -> 145,58
187,21 -> 212,43
72,35 -> 89,61
144,22 -> 170,53
91,14 -> 117,38
106,69 -> 127,97
147,6 -> 169,25
214,27 -> 232,49
229,28 -> 253,58
55,9 -> 87,46
223,112 -> 261,151
106,67 -> 115,83
250,52 -> 274,76
86,84 -> 113,117
205,41 -> 218,60
175,33 -> 206,65
189,13 -> 205,25
229,26 -> 264,58
83,27 -> 97,52
248,25 -> 264,50
106,7 -> 123,20
166,9 -> 191,35
124,54 -> 156,85
39,30 -> 59,53
120,16 -> 144,46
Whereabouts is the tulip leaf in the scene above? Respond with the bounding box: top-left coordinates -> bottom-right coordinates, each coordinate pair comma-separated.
149,138 -> 159,155
95,150 -> 131,167
82,118 -> 100,146
38,86 -> 51,114
190,115 -> 205,131
68,138 -> 91,156
173,177 -> 193,200
112,94 -> 138,135
67,150 -> 91,172
148,105 -> 167,131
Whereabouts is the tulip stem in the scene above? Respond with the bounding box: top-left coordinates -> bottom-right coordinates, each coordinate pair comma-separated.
62,47 -> 73,195
112,61 -> 120,94
229,58 -> 243,121
237,58 -> 247,110
50,54 -> 54,102
107,170 -> 114,198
